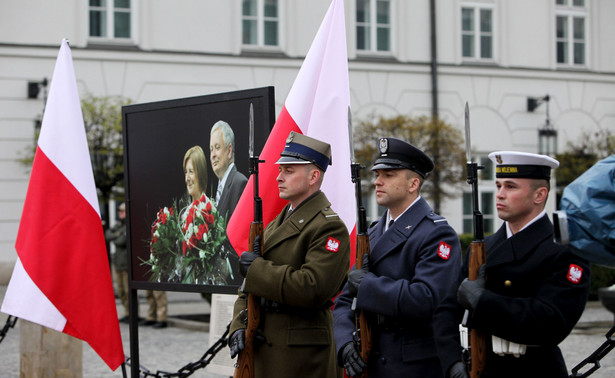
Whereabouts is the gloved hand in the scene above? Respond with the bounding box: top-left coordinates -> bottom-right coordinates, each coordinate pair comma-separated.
229,329 -> 245,359
339,342 -> 366,377
448,361 -> 469,378
239,235 -> 262,277
457,264 -> 486,311
348,253 -> 369,297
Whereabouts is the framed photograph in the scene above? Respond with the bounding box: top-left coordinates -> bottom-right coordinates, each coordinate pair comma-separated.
122,87 -> 275,293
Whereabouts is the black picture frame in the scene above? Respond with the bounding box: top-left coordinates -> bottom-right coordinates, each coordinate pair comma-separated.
122,87 -> 275,294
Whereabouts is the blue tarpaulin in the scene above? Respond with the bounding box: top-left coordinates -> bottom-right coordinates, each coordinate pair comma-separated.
560,155 -> 615,267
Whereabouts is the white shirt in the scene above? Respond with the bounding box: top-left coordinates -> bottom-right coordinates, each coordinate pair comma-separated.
385,195 -> 422,231
216,162 -> 236,202
505,209 -> 546,238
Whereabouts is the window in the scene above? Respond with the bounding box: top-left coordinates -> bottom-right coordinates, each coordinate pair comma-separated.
242,0 -> 279,47
556,0 -> 587,66
356,0 -> 391,52
461,5 -> 493,60
89,0 -> 131,40
462,155 -> 495,234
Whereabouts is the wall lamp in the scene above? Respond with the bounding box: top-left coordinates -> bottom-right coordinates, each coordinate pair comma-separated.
527,94 -> 557,155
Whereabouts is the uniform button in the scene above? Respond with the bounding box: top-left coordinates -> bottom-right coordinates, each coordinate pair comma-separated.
504,280 -> 512,287
380,356 -> 387,365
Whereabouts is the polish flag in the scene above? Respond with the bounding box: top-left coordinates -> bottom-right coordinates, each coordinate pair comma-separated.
227,0 -> 357,260
1,39 -> 124,370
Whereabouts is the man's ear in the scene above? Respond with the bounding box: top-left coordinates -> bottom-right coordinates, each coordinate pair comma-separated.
309,167 -> 321,186
534,186 -> 549,205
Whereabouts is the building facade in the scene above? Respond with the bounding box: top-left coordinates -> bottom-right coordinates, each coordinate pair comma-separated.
1,0 -> 614,279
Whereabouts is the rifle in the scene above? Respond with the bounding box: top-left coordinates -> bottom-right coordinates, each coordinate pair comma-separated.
463,102 -> 487,378
234,104 -> 264,378
349,107 -> 372,376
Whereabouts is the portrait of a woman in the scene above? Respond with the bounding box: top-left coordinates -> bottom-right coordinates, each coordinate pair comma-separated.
183,146 -> 208,202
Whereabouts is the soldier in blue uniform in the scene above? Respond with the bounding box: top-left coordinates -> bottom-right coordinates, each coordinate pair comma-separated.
435,151 -> 591,378
333,137 -> 463,378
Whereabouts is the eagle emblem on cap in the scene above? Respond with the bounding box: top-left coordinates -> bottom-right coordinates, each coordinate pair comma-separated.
379,138 -> 388,154
286,132 -> 295,143
496,154 -> 503,164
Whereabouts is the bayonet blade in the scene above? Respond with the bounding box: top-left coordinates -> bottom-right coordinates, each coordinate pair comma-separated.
348,106 -> 355,162
464,102 -> 472,163
249,103 -> 255,158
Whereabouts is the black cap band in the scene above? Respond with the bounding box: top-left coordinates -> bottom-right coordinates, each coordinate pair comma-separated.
496,165 -> 551,180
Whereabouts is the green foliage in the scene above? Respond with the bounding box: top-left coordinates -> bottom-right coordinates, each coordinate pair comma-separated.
589,264 -> 615,300
555,128 -> 615,201
354,114 -> 466,211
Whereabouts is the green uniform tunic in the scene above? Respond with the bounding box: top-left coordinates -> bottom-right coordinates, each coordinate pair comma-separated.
231,191 -> 350,378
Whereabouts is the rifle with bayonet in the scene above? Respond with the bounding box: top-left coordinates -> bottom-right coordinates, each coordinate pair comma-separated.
463,102 -> 487,378
349,107 -> 372,376
233,104 -> 264,378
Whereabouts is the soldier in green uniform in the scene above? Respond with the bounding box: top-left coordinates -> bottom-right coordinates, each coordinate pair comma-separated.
229,131 -> 350,378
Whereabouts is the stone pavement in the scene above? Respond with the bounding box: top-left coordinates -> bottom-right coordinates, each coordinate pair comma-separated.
1,285 -> 615,377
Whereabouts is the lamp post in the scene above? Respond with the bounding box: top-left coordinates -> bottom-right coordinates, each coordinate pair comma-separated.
527,94 -> 557,156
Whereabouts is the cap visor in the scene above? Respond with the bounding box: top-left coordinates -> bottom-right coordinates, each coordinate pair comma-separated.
275,156 -> 312,165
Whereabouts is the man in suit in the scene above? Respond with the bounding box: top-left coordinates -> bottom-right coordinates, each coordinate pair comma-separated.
435,151 -> 591,378
229,131 -> 350,378
333,137 -> 462,378
209,120 -> 248,222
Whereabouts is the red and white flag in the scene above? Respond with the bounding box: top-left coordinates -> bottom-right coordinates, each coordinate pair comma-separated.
1,39 -> 124,370
227,0 -> 357,258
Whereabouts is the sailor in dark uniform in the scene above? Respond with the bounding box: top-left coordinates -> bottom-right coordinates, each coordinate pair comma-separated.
333,137 -> 463,378
435,151 -> 591,378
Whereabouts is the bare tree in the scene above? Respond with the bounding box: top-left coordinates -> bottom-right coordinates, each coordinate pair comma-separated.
354,114 -> 466,213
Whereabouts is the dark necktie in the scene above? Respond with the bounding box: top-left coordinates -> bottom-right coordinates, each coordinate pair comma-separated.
388,219 -> 394,229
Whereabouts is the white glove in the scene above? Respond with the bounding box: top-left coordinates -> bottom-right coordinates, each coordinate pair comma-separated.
492,336 -> 527,357
459,324 -> 469,349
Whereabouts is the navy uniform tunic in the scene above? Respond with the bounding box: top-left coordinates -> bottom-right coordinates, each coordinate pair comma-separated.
435,214 -> 591,378
333,197 -> 462,378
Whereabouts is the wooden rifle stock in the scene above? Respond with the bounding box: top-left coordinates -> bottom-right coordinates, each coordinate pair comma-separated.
354,233 -> 372,377
468,241 -> 487,378
233,223 -> 263,378
350,161 -> 372,376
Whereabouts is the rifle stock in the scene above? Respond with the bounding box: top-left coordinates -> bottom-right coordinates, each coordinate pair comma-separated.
351,162 -> 372,376
468,241 -> 486,378
233,223 -> 263,378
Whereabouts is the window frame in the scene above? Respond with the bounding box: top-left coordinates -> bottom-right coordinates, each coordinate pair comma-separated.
460,2 -> 495,62
356,0 -> 393,55
555,0 -> 588,67
241,0 -> 283,50
88,0 -> 137,44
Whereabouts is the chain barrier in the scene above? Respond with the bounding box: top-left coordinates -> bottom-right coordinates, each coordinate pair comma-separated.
569,324 -> 615,378
125,322 -> 230,378
0,315 -> 17,345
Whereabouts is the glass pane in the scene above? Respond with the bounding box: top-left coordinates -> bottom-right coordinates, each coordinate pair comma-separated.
483,217 -> 493,234
264,20 -> 278,46
357,0 -> 369,23
114,0 -> 129,9
480,36 -> 492,58
573,17 -> 585,39
556,16 -> 567,39
574,42 -> 585,64
357,26 -> 369,50
377,27 -> 390,51
556,0 -> 567,5
481,192 -> 493,216
573,0 -> 584,6
243,20 -> 257,44
480,157 -> 493,181
462,35 -> 474,57
463,192 -> 472,215
377,0 -> 390,24
462,8 -> 474,31
264,0 -> 277,17
480,9 -> 492,32
89,10 -> 106,37
114,12 -> 130,38
557,41 -> 567,63
90,0 -> 105,6
242,0 -> 256,16
463,218 -> 473,234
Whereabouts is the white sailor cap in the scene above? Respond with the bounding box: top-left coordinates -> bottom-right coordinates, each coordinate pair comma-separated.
488,151 -> 559,180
